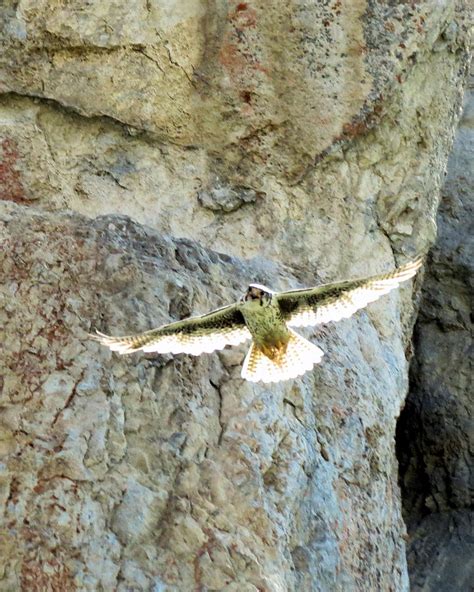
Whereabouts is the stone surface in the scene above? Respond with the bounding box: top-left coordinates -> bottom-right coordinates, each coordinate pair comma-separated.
397,72 -> 473,591
0,1 -> 471,590
1,0 -> 460,181
1,204 -> 416,591
0,1 -> 470,267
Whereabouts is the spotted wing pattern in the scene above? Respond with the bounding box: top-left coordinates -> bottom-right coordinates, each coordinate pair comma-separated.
94,303 -> 251,356
277,257 -> 423,328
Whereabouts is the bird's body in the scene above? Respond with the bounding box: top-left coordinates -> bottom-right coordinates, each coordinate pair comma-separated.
240,285 -> 290,360
94,257 -> 423,383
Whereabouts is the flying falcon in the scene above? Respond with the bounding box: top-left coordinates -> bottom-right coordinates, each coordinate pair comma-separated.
94,257 -> 423,383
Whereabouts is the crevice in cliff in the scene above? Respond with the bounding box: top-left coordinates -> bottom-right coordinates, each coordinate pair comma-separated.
395,345 -> 432,530
156,31 -> 196,87
210,379 -> 226,446
0,90 -> 191,150
51,373 -> 82,427
395,68 -> 473,590
1,90 -> 141,134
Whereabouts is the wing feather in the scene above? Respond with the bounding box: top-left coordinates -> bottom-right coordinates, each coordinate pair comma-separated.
277,257 -> 423,328
93,303 -> 251,356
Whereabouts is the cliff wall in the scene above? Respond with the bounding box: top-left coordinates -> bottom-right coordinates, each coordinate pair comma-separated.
0,2 -> 470,590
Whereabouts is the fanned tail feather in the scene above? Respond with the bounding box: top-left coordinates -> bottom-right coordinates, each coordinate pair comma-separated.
241,329 -> 323,383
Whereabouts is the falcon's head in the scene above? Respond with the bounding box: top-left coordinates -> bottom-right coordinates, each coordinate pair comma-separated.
241,284 -> 274,307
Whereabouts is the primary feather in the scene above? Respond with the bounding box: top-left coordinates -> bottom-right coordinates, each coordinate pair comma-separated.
277,257 -> 423,328
93,303 -> 251,356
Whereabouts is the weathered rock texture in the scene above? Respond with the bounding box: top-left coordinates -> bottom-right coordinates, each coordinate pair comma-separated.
397,73 -> 473,591
0,1 -> 471,591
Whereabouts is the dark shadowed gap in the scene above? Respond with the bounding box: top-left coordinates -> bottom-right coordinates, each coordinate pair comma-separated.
395,70 -> 474,592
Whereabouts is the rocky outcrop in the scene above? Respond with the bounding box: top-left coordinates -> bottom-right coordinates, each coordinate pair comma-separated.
0,1 -> 470,265
0,2 -> 471,590
1,205 -> 417,591
397,73 -> 473,592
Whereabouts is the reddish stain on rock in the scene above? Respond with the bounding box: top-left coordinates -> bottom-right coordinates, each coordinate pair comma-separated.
0,138 -> 27,203
219,2 -> 261,78
21,555 -> 76,592
219,41 -> 268,79
338,101 -> 384,143
233,3 -> 257,28
218,42 -> 247,75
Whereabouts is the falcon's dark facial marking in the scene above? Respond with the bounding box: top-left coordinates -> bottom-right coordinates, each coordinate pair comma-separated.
247,286 -> 264,301
242,285 -> 272,305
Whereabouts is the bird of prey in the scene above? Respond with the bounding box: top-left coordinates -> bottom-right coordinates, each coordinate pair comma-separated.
94,257 -> 423,383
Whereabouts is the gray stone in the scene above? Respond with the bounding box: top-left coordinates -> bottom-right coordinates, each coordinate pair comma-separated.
0,204 -> 420,590
397,70 -> 473,591
0,1 -> 471,590
198,180 -> 259,213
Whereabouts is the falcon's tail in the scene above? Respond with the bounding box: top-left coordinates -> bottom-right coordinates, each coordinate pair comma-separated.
241,329 -> 324,383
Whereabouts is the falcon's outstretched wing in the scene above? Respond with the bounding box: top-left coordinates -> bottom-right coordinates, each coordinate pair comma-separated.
94,303 -> 251,356
277,257 -> 423,328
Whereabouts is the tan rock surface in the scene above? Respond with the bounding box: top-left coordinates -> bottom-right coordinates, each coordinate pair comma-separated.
0,1 -> 471,590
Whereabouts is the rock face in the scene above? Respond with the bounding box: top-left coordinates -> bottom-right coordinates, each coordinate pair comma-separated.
0,2 -> 471,591
397,73 -> 473,591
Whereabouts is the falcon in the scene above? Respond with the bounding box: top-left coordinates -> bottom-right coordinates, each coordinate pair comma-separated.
94,257 -> 423,383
